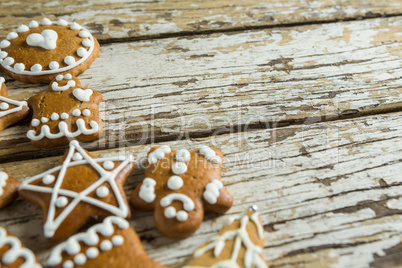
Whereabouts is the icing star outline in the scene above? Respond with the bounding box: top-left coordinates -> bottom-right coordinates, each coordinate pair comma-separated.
19,141 -> 135,242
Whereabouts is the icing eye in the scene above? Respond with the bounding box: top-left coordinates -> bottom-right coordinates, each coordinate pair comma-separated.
72,109 -> 81,117
0,102 -> 9,110
51,112 -> 59,121
56,74 -> 63,81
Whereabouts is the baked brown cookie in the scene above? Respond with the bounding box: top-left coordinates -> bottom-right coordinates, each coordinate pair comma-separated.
27,74 -> 102,148
184,206 -> 267,268
0,227 -> 42,268
18,141 -> 135,242
0,18 -> 99,84
47,216 -> 165,268
0,171 -> 20,209
0,77 -> 30,134
131,145 -> 233,239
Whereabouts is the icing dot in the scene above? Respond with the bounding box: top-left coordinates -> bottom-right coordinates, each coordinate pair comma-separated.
41,18 -> 52,25
167,176 -> 183,191
96,186 -> 109,198
74,253 -> 86,266
51,112 -> 59,121
42,174 -> 55,185
210,155 -> 222,164
82,109 -> 91,117
2,57 -> 14,66
65,74 -> 72,80
6,32 -> 18,40
164,206 -> 176,218
31,63 -> 42,72
14,63 -> 25,72
0,102 -> 9,110
16,25 -> 29,33
49,61 -> 59,70
60,112 -> 69,120
0,40 -> 10,48
147,154 -> 158,165
77,47 -> 88,57
72,109 -> 81,116
70,22 -> 82,30
29,20 -> 39,28
57,19 -> 68,26
31,119 -> 40,127
102,161 -> 114,170
72,152 -> 83,161
82,38 -> 92,47
100,240 -> 113,251
160,145 -> 171,154
175,149 -> 191,162
64,56 -> 75,65
56,74 -> 63,81
153,150 -> 165,160
176,211 -> 188,222
172,162 -> 187,175
112,235 -> 124,246
0,51 -> 7,59
41,117 -> 49,123
56,196 -> 68,208
86,247 -> 99,259
79,30 -> 90,38
62,260 -> 74,268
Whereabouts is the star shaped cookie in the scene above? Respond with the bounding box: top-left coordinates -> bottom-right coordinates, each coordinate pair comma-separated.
0,171 -> 21,209
18,141 -> 135,242
0,77 -> 30,134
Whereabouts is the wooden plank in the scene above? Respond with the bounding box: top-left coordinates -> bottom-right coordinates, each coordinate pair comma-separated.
1,16 -> 402,162
0,0 -> 401,41
1,112 -> 402,267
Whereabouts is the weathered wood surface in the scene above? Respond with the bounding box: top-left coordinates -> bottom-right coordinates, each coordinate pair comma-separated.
0,0 -> 401,41
1,112 -> 402,267
1,16 -> 402,162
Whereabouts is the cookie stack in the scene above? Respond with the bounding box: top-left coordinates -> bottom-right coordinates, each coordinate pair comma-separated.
0,18 -> 268,268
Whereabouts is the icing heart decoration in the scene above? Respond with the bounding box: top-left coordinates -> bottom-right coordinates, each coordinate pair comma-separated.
26,29 -> 58,50
73,88 -> 93,102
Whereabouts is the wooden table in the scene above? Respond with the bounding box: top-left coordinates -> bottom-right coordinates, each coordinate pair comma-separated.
1,0 -> 402,267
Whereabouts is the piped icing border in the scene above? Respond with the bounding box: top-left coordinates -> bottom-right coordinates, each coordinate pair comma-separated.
0,227 -> 42,268
0,18 -> 95,76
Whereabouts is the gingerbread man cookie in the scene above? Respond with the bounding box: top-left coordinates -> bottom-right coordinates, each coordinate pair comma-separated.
0,171 -> 20,210
184,206 -> 267,268
0,77 -> 30,134
18,141 -> 135,242
27,74 -> 102,147
47,216 -> 165,268
0,18 -> 99,84
131,145 -> 233,239
0,227 -> 42,268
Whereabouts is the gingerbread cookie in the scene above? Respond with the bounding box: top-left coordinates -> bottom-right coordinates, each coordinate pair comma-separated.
27,74 -> 102,147
0,171 -> 20,209
18,141 -> 135,242
184,206 -> 267,268
47,216 -> 165,268
0,227 -> 42,268
0,18 -> 99,84
131,145 -> 233,239
0,77 -> 30,134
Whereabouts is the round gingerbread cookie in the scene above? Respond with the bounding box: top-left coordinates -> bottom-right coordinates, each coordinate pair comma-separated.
0,18 -> 99,84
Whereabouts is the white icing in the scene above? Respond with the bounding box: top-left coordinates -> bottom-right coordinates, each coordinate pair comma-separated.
176,210 -> 188,221
57,19 -> 68,26
139,178 -> 156,203
0,40 -> 10,49
176,149 -> 191,162
29,20 -> 39,28
17,25 -> 29,33
96,186 -> 109,198
147,146 -> 171,165
172,162 -> 187,175
167,175 -> 183,191
191,209 -> 266,268
65,74 -> 72,80
3,57 -> 14,66
79,31 -> 90,38
31,63 -> 42,72
64,56 -> 75,65
111,235 -> 124,246
70,22 -> 82,30
6,32 -> 18,40
47,217 -> 128,266
74,253 -> 86,265
164,206 -> 176,218
14,63 -> 25,72
51,80 -> 76,91
41,117 -> 49,123
0,102 -> 9,110
77,47 -> 88,57
56,196 -> 68,208
27,119 -> 99,141
160,193 -> 195,221
42,174 -> 55,185
73,88 -> 93,102
0,171 -> 9,196
51,113 -> 60,121
72,153 -> 83,161
0,94 -> 28,119
60,113 -> 69,120
49,61 -> 59,70
199,146 -> 222,164
63,260 -> 74,268
26,29 -> 58,50
20,142 -> 133,239
0,227 -> 42,268
56,74 -> 63,81
82,38 -> 92,47
31,119 -> 40,127
41,18 -> 52,25
82,109 -> 91,117
102,161 -> 114,170
0,51 -> 7,59
72,109 -> 81,117
203,180 -> 223,204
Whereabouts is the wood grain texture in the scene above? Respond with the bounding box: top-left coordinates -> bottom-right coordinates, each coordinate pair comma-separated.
0,0 -> 401,41
0,16 -> 402,162
1,112 -> 402,267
